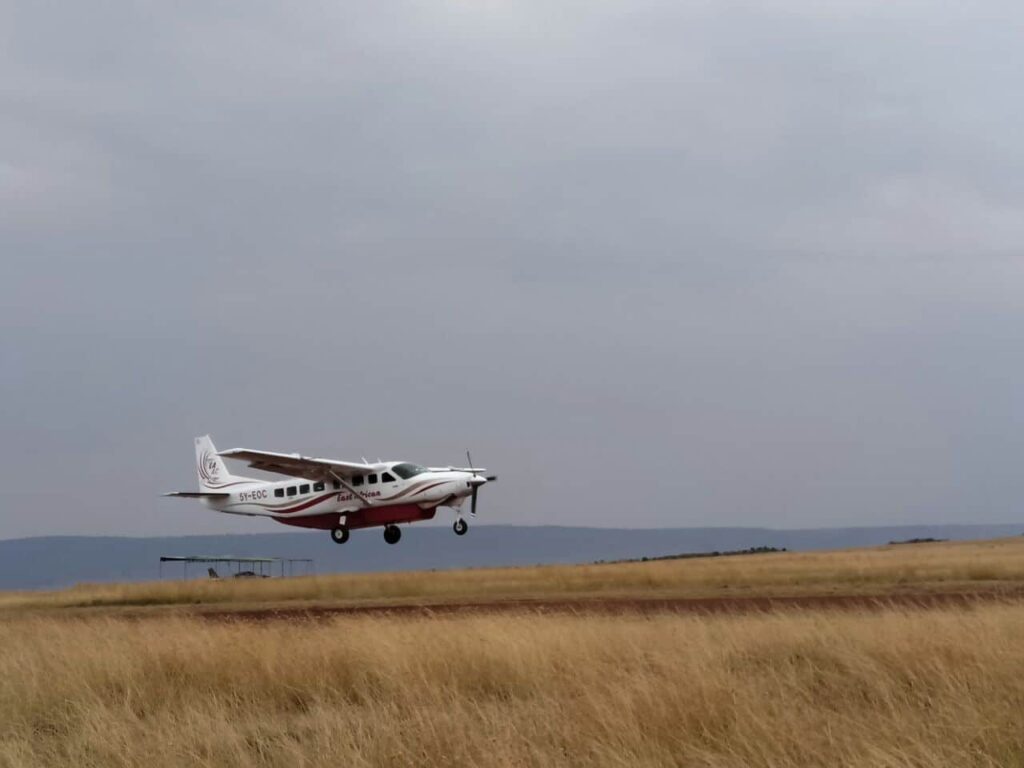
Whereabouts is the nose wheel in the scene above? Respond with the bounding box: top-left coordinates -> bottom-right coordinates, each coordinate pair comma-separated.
330,526 -> 350,544
383,525 -> 402,545
453,518 -> 468,536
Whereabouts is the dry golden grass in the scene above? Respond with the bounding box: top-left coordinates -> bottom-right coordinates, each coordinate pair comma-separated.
2,604 -> 1024,767
2,536 -> 1024,614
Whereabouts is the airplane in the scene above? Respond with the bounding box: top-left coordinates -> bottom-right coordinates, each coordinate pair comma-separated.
164,436 -> 496,544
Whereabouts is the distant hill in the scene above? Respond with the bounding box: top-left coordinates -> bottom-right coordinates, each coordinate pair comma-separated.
0,524 -> 1020,590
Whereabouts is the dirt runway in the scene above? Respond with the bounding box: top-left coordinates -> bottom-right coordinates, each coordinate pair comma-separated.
196,587 -> 1024,623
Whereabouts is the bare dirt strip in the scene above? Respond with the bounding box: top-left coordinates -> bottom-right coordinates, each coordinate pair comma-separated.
194,587 -> 1024,623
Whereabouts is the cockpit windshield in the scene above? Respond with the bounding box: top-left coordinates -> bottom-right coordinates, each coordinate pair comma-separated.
392,463 -> 428,480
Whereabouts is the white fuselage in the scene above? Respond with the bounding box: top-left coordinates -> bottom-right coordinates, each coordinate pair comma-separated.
205,465 -> 476,520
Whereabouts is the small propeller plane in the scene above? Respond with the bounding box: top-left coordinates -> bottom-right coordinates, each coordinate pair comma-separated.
165,436 -> 496,544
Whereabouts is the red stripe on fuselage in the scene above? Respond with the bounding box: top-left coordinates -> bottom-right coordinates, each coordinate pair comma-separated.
387,479 -> 450,501
227,492 -> 339,515
271,492 -> 339,514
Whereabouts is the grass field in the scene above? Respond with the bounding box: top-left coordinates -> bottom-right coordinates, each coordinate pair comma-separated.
4,537 -> 1024,767
3,604 -> 1024,767
2,535 -> 1024,614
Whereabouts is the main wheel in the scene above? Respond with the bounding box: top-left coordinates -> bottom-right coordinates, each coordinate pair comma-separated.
330,527 -> 350,544
453,518 -> 468,536
383,525 -> 402,545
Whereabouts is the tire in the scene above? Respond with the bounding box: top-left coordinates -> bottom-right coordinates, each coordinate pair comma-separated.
384,525 -> 402,545
453,518 -> 468,536
331,527 -> 349,544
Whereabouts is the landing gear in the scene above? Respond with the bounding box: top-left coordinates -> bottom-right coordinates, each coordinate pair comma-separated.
383,525 -> 402,545
453,518 -> 468,536
330,527 -> 350,544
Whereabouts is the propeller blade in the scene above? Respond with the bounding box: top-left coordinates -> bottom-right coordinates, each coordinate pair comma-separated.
471,486 -> 478,516
485,475 -> 497,482
466,450 -> 475,474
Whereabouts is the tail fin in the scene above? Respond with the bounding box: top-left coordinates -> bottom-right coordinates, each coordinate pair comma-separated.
195,435 -> 250,490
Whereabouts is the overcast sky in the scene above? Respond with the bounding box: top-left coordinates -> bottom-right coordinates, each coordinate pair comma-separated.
3,1 -> 1024,538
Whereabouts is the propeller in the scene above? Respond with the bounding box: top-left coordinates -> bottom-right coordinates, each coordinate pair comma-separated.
467,451 -> 478,516
466,450 -> 497,516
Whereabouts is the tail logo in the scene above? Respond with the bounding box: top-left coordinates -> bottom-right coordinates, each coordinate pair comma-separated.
198,451 -> 222,484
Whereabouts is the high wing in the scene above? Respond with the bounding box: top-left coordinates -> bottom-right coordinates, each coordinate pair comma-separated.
217,448 -> 376,480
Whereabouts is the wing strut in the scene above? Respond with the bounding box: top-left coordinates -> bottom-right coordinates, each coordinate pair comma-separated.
329,470 -> 375,507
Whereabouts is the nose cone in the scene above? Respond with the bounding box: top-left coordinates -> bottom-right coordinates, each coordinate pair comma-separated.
467,474 -> 488,487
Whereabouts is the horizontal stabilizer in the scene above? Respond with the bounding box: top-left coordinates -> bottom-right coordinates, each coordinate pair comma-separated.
163,492 -> 230,499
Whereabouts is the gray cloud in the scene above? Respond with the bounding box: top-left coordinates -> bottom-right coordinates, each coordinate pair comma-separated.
2,1 -> 1024,538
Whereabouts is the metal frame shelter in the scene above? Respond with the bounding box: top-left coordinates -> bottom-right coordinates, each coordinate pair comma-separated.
159,556 -> 315,579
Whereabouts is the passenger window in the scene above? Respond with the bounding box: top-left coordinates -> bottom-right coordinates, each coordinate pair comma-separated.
313,481 -> 325,492
332,480 -> 341,490
382,472 -> 396,483
299,484 -> 310,494
274,488 -> 284,498
352,475 -> 363,487
287,486 -> 297,497
368,474 -> 378,484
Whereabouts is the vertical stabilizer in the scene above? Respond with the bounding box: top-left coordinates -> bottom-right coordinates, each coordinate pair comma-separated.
195,435 -> 249,490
